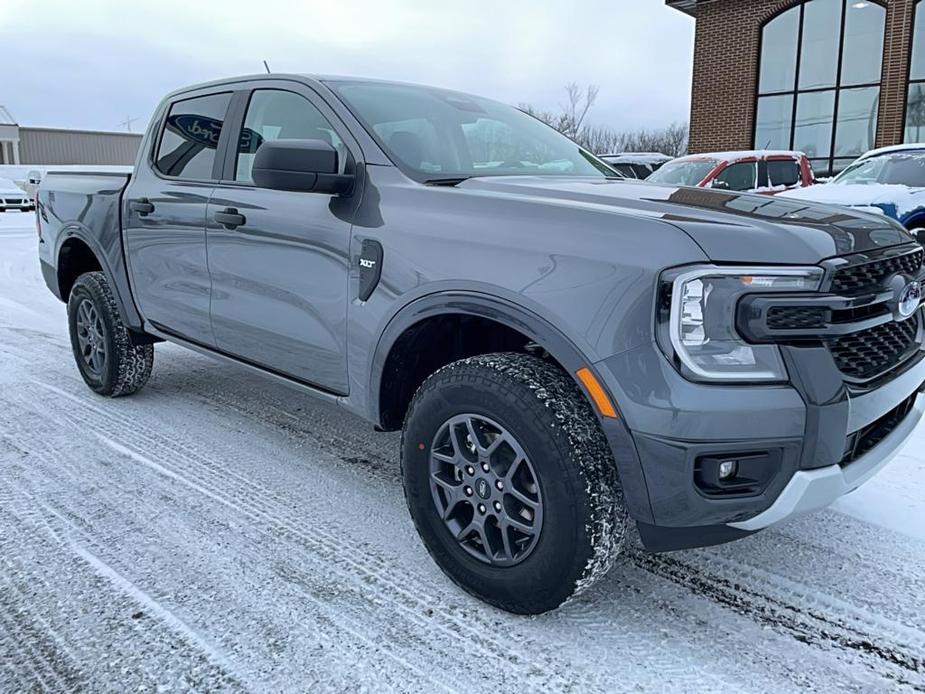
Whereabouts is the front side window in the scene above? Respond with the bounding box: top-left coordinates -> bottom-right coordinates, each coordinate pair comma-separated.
235,90 -> 345,183
647,159 -> 718,186
326,80 -> 615,181
755,0 -> 886,175
712,162 -> 758,192
907,1 -> 925,143
155,92 -> 231,180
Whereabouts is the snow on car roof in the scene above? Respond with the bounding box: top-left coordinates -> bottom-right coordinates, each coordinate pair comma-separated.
858,143 -> 925,160
671,150 -> 806,162
601,152 -> 673,162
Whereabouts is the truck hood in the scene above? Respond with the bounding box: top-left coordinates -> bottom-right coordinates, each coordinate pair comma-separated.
458,176 -> 913,264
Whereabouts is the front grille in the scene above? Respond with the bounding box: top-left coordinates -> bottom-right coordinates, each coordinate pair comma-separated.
767,306 -> 828,330
2,198 -> 24,205
831,249 -> 925,293
841,392 -> 919,466
827,318 -> 919,380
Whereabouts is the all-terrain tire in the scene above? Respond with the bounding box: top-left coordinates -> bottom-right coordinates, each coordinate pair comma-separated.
401,352 -> 627,614
67,271 -> 154,397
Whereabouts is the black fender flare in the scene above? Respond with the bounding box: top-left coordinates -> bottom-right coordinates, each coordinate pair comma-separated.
55,224 -> 144,331
368,290 -> 656,523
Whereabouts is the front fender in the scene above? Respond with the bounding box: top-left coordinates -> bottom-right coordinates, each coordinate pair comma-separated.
366,288 -> 656,523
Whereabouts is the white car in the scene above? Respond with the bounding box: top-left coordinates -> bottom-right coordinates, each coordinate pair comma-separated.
779,144 -> 925,244
0,177 -> 32,212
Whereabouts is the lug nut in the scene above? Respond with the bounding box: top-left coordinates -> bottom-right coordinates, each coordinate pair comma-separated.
478,504 -> 486,514
465,465 -> 474,476
464,486 -> 473,497
495,480 -> 503,491
481,462 -> 490,473
493,501 -> 502,513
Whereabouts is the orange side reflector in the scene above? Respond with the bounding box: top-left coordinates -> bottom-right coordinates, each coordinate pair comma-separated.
576,367 -> 618,419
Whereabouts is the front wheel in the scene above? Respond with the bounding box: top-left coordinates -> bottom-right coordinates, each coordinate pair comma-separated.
67,271 -> 154,397
401,353 -> 627,614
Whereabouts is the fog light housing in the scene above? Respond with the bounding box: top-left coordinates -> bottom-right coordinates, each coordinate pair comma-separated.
718,460 -> 737,480
694,451 -> 781,497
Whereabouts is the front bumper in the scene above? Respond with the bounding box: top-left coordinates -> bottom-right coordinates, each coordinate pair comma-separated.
595,337 -> 925,550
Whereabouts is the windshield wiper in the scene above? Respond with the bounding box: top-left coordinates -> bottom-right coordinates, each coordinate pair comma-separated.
423,176 -> 471,186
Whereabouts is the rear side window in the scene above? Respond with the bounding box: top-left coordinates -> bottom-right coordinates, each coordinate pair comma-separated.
767,159 -> 801,187
154,92 -> 232,180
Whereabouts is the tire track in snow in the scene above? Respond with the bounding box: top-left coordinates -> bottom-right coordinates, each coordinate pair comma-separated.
19,381 -> 585,692
631,550 -> 925,690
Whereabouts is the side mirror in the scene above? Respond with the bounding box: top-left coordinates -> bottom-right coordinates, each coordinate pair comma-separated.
711,180 -> 730,190
252,139 -> 354,195
915,228 -> 925,247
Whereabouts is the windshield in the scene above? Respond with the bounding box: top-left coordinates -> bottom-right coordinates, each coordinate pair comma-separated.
647,159 -> 718,186
325,81 -> 616,181
833,151 -> 925,187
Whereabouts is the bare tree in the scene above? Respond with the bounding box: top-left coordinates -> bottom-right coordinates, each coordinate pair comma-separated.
521,83 -> 689,157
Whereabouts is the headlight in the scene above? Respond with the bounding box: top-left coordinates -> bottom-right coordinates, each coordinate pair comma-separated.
658,266 -> 823,383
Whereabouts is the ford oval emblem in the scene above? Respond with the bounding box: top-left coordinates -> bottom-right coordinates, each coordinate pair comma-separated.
898,281 -> 922,319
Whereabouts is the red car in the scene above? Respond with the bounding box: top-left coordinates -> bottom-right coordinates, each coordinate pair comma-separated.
647,150 -> 815,195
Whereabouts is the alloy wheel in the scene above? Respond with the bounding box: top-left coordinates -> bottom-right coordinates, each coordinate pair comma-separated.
429,414 -> 544,567
75,298 -> 107,376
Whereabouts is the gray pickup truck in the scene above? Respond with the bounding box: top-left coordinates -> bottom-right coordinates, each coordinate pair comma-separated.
37,74 -> 925,614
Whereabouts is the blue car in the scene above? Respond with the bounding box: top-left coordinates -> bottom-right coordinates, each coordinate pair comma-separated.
781,145 -> 925,244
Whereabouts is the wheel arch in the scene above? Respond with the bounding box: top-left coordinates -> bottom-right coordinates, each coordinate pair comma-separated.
54,225 -> 145,334
370,291 -> 597,428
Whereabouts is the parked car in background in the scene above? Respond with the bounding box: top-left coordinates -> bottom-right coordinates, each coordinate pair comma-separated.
779,145 -> 925,245
647,150 -> 814,194
0,177 -> 33,211
23,169 -> 42,202
599,152 -> 672,179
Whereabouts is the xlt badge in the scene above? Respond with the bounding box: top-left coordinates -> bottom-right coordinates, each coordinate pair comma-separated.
358,239 -> 383,301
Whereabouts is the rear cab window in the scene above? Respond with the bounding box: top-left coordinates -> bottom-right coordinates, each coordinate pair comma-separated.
154,92 -> 232,180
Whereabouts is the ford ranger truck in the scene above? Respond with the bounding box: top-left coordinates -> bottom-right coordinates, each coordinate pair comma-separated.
36,75 -> 925,614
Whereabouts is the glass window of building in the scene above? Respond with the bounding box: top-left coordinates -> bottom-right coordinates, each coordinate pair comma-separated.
755,0 -> 886,174
907,1 -> 925,143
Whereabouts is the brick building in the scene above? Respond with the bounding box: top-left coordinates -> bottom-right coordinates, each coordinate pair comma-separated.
668,0 -> 925,175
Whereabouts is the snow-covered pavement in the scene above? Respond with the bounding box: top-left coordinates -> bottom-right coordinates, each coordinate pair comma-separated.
1,210 -> 924,692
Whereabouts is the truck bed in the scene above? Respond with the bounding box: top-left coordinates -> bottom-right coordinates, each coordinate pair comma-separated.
37,171 -> 139,327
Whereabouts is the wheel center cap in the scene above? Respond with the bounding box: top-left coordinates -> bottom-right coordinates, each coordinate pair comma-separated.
475,478 -> 491,500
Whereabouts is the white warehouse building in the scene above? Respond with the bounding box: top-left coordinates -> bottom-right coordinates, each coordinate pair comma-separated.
0,105 -> 142,166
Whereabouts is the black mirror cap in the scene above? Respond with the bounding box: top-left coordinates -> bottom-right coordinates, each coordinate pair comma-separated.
252,139 -> 354,195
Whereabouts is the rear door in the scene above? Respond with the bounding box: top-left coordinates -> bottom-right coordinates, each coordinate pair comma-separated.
123,90 -> 234,344
766,157 -> 803,193
205,82 -> 361,394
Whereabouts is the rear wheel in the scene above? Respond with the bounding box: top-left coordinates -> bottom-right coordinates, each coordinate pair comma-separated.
401,352 -> 627,614
67,272 -> 154,397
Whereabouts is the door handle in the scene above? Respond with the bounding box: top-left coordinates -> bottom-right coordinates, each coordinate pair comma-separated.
214,207 -> 246,230
129,198 -> 154,216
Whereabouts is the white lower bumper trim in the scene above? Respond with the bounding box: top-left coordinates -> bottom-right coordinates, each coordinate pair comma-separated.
729,397 -> 923,532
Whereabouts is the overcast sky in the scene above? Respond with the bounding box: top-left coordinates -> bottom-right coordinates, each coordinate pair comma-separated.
0,0 -> 693,135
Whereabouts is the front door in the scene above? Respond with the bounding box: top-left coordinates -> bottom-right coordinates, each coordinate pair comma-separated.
123,90 -> 233,345
206,86 -> 357,394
